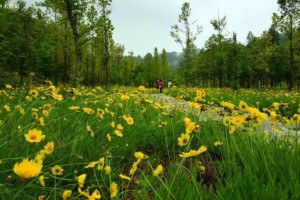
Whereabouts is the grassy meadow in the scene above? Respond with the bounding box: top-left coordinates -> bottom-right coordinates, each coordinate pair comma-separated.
0,83 -> 300,200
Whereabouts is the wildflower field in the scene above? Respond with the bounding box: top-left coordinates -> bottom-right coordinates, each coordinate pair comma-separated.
0,83 -> 300,199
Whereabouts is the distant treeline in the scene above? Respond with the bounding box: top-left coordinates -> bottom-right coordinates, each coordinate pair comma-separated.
0,0 -> 299,90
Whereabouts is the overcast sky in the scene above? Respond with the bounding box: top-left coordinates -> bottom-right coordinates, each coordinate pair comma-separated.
110,0 -> 278,56
16,0 -> 279,57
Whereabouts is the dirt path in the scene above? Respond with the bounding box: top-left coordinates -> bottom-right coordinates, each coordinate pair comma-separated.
143,93 -> 299,138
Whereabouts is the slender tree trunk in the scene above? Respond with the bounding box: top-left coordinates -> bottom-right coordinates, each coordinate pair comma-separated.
288,15 -> 294,91
65,0 -> 82,84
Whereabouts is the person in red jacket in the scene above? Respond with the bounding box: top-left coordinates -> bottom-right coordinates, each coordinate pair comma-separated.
157,80 -> 163,93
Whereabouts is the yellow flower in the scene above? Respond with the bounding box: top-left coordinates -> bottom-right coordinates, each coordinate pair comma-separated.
231,116 -> 245,127
134,152 -> 146,160
110,121 -> 116,128
48,85 -> 57,93
25,129 -> 45,143
77,174 -> 87,188
29,89 -> 39,98
121,94 -> 130,100
220,101 -> 235,110
185,122 -> 196,134
138,85 -> 146,91
199,165 -> 206,173
177,133 -> 190,146
43,141 -> 54,155
123,115 -> 134,125
39,117 -> 45,126
19,108 -> 25,115
91,189 -> 101,199
104,165 -> 111,174
114,130 -> 123,137
3,104 -> 10,112
229,125 -> 236,134
78,188 -> 101,200
51,93 -> 63,101
85,161 -> 99,168
183,117 -> 192,127
179,146 -> 207,158
39,175 -> 45,186
13,158 -> 42,179
110,182 -> 118,198
51,165 -> 63,176
86,125 -> 95,137
223,117 -> 232,126
63,190 -> 72,200
117,124 -> 123,130
213,141 -> 223,146
272,102 -> 280,111
38,195 -> 45,200
239,101 -> 248,111
153,164 -> 163,176
35,152 -> 46,162
69,106 -> 80,110
291,114 -> 300,124
119,174 -> 131,181
97,157 -> 105,170
107,133 -> 112,142
5,84 -> 12,89
129,159 -> 141,175
83,107 -> 95,114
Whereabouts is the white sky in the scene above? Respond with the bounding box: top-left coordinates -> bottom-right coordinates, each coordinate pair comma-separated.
110,0 -> 278,56
15,0 -> 279,57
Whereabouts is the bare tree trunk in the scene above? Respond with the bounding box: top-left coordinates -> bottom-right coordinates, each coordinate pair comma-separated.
65,0 -> 82,85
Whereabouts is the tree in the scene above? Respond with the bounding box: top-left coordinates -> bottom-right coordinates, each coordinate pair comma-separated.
98,0 -> 114,88
170,2 -> 202,86
161,49 -> 173,83
273,0 -> 300,90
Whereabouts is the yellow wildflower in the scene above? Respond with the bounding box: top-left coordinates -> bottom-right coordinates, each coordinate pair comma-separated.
134,152 -> 146,160
153,164 -> 163,176
51,93 -> 63,101
119,174 -> 131,181
51,165 -> 63,176
39,117 -> 45,126
110,182 -> 118,198
25,129 -> 45,143
129,159 -> 141,176
177,133 -> 190,147
5,84 -> 12,89
179,146 -> 207,158
104,165 -> 111,174
107,133 -> 112,142
114,130 -> 123,137
97,157 -> 105,170
13,158 -> 42,179
77,174 -> 87,188
239,101 -> 248,111
123,115 -> 134,125
39,175 -> 45,186
43,141 -> 54,154
63,190 -> 72,200
3,104 -> 10,112
213,141 -> 223,146
86,125 -> 95,137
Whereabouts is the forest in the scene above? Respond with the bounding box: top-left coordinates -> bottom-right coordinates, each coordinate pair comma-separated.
0,0 -> 299,90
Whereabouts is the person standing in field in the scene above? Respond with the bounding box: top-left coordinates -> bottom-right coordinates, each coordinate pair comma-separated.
167,81 -> 172,88
157,80 -> 163,93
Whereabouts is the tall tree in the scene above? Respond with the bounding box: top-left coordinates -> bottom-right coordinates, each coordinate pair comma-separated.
273,0 -> 300,90
170,2 -> 202,86
98,0 -> 114,88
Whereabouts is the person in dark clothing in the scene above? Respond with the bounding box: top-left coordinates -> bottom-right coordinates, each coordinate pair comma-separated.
157,80 -> 163,93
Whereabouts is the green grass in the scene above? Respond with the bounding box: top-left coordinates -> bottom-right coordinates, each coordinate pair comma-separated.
0,85 -> 299,199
